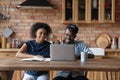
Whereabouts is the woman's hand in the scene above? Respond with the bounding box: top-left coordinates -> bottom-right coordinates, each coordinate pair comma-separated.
33,55 -> 44,59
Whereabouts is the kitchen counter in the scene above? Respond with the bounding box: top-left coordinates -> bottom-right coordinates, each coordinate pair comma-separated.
0,48 -> 119,56
105,48 -> 120,56
105,48 -> 120,52
0,48 -> 19,52
0,48 -> 19,58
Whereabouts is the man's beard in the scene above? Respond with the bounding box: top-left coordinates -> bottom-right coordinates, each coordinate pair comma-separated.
63,38 -> 74,44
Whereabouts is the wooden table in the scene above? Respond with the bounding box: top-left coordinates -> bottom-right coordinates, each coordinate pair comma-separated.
0,48 -> 120,80
0,58 -> 120,71
0,58 -> 119,71
0,58 -> 119,80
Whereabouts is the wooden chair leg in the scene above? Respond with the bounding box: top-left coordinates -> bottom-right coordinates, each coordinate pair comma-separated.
0,76 -> 2,80
49,71 -> 53,80
106,71 -> 115,80
20,70 -> 25,80
106,72 -> 108,80
84,71 -> 88,77
0,71 -> 13,80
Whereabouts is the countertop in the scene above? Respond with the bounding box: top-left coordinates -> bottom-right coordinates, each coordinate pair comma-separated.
0,48 -> 19,52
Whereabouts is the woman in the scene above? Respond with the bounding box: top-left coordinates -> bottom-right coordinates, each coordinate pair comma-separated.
16,22 -> 52,80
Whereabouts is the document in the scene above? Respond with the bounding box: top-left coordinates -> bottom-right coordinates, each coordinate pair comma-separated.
21,57 -> 51,61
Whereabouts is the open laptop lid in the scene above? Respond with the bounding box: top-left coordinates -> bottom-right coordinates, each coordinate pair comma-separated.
50,44 -> 75,61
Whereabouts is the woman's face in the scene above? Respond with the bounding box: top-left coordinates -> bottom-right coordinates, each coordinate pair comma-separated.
64,29 -> 75,44
35,28 -> 47,43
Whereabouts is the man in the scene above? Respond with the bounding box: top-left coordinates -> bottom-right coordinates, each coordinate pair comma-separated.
53,24 -> 94,80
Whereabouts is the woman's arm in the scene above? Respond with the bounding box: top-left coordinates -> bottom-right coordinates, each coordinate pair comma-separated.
16,43 -> 34,58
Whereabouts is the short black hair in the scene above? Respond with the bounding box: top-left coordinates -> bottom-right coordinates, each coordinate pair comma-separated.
66,24 -> 79,34
30,22 -> 52,38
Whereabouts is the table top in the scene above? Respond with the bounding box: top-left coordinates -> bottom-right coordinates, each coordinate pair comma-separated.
0,48 -> 120,52
0,58 -> 119,71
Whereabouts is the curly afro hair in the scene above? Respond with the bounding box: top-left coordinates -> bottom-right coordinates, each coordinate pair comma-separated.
30,22 -> 52,38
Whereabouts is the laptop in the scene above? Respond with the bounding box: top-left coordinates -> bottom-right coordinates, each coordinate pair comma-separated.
50,44 -> 75,61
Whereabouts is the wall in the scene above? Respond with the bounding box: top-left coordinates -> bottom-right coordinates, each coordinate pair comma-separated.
0,0 -> 120,47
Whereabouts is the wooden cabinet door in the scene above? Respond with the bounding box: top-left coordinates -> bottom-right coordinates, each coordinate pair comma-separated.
62,0 -> 75,23
103,0 -> 115,23
75,0 -> 87,23
62,0 -> 115,23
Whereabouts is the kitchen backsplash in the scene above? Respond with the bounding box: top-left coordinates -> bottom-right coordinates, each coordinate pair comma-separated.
0,0 -> 120,47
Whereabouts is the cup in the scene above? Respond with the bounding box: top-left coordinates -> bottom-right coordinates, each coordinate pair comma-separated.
80,52 -> 87,62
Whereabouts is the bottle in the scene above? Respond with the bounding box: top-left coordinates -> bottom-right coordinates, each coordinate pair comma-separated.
12,39 -> 15,48
6,37 -> 12,48
111,37 -> 117,49
93,0 -> 97,8
15,39 -> 19,48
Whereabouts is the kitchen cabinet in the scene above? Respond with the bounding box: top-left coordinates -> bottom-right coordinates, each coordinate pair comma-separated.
0,48 -> 18,58
62,0 -> 115,23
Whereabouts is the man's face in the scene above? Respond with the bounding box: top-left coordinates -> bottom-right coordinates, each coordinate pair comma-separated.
64,29 -> 75,44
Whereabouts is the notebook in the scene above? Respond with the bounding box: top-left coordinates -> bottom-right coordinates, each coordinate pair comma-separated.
50,44 -> 75,61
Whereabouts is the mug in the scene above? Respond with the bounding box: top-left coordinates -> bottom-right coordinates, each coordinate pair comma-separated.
80,52 -> 87,62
